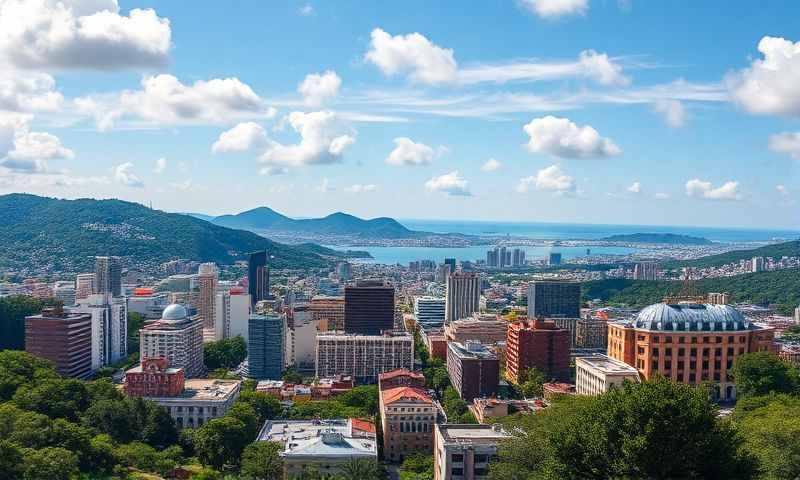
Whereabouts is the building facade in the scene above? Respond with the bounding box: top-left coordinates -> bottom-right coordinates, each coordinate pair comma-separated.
139,304 -> 205,378
213,288 -> 250,342
380,385 -> 437,462
248,312 -> 285,380
75,273 -> 95,301
444,313 -> 508,345
94,256 -> 122,297
25,306 -> 93,379
575,354 -> 640,395
124,357 -> 185,397
285,303 -> 319,371
576,317 -> 609,349
69,293 -> 127,370
316,332 -> 414,383
434,424 -> 511,480
248,250 -> 270,307
445,272 -> 480,324
633,262 -> 660,281
344,279 -> 395,335
310,295 -> 345,331
506,319 -> 571,383
196,263 -> 218,340
446,341 -> 500,401
526,281 -> 580,319
414,296 -> 446,328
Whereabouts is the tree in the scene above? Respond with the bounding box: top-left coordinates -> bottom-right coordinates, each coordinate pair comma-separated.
20,447 -> 78,480
81,398 -> 137,443
338,458 -> 385,480
731,352 -> 799,399
0,440 -> 23,480
239,390 -> 283,424
282,368 -> 304,384
515,367 -> 546,398
737,394 -> 800,480
399,452 -> 433,480
12,378 -> 90,421
194,416 -> 250,470
336,385 -> 380,417
140,400 -> 180,448
204,336 -> 248,370
0,295 -> 60,350
127,311 -> 145,354
0,350 -> 57,401
241,441 -> 284,480
227,402 -> 261,441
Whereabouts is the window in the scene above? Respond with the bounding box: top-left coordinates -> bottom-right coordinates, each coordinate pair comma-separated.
690,348 -> 697,356
475,454 -> 488,463
665,348 -> 672,356
451,468 -> 464,476
652,347 -> 659,356
715,336 -> 722,344
689,373 -> 696,382
679,336 -> 685,343
678,348 -> 685,356
652,336 -> 659,343
452,454 -> 464,463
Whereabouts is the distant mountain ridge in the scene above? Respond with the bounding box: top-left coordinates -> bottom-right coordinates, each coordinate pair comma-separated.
663,240 -> 800,269
601,233 -> 713,245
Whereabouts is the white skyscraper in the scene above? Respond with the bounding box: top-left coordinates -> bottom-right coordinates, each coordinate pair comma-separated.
197,263 -> 219,342
213,289 -> 251,342
69,293 -> 127,370
445,272 -> 481,324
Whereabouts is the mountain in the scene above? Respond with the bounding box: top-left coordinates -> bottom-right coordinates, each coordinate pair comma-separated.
0,194 -> 339,273
601,233 -> 713,245
210,207 -> 419,239
663,240 -> 800,269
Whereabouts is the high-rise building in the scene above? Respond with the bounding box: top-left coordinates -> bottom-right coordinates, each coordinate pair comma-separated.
25,306 -> 93,379
197,263 -> 218,341
751,256 -> 765,273
445,272 -> 480,324
213,288 -> 250,342
69,293 -> 127,370
444,258 -> 457,273
633,262 -> 659,281
94,256 -> 122,297
248,312 -> 284,380
139,304 -> 205,378
794,306 -> 800,324
344,279 -> 395,335
53,282 -> 76,306
433,424 -> 511,480
336,261 -> 353,281
435,264 -> 452,283
511,248 -> 525,267
444,313 -> 508,345
315,332 -> 414,384
550,317 -> 580,348
75,273 -> 95,301
447,341 -> 500,401
506,319 -> 571,383
548,252 -> 562,266
414,296 -> 446,328
575,317 -> 609,349
526,280 -> 580,319
284,303 -> 319,371
498,247 -> 507,268
248,250 -> 270,307
486,248 -> 498,268
310,295 -> 345,331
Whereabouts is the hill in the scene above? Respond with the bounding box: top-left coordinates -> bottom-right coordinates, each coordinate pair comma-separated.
601,233 -> 712,245
663,240 -> 800,269
0,194 -> 336,272
582,268 -> 800,315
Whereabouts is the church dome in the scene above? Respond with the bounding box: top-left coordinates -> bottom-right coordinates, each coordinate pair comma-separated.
633,303 -> 751,332
162,303 -> 188,321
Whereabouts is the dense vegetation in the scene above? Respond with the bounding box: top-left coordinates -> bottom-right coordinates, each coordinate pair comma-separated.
204,336 -> 248,371
0,295 -> 62,350
663,240 -> 800,269
601,232 -> 713,245
582,268 -> 800,314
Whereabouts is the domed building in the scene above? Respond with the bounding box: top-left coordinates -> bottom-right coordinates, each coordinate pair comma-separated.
607,301 -> 776,401
139,303 -> 205,378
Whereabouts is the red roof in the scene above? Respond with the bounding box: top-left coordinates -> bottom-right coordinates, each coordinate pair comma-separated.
350,418 -> 376,434
378,368 -> 424,382
381,386 -> 433,405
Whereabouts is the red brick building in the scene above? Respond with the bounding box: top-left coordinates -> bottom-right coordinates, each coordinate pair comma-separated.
25,306 -> 93,379
506,319 -> 571,383
378,368 -> 426,390
124,357 -> 185,397
446,341 -> 500,401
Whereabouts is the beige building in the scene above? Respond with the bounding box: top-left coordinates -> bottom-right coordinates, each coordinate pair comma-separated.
143,379 -> 240,429
315,331 -> 414,384
380,386 -> 437,462
575,354 -> 640,396
309,295 -> 345,331
197,263 -> 218,342
434,424 -> 511,480
444,313 -> 507,345
140,304 -> 205,378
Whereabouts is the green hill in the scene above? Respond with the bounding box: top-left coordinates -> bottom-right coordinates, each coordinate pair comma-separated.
663,240 -> 800,269
582,268 -> 800,314
0,194 -> 334,272
601,233 -> 712,245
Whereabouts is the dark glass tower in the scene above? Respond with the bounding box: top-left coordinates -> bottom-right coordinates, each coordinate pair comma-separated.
344,279 -> 395,335
248,250 -> 270,307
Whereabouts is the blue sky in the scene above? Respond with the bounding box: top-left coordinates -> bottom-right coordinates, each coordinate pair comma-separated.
0,0 -> 799,229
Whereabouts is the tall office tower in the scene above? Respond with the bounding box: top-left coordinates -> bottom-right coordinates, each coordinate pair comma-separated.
499,247 -> 507,268
69,293 -> 127,370
505,250 -> 512,266
526,280 -> 580,319
506,319 -> 571,383
315,332 -> 414,383
344,279 -> 395,335
435,264 -> 451,283
512,248 -> 521,267
197,263 -> 219,341
794,306 -> 800,324
633,262 -> 659,280
446,341 -> 500,400
444,258 -> 457,273
75,273 -> 95,301
214,288 -> 251,342
248,250 -> 270,307
139,304 -> 205,378
445,272 -> 480,324
486,249 -> 498,267
548,252 -> 562,266
751,256 -> 765,273
414,296 -> 446,329
248,312 -> 284,380
336,261 -> 353,281
94,256 -> 122,297
25,306 -> 93,379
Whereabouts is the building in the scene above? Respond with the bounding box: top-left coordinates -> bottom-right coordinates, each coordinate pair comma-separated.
414,296 -> 446,328
197,263 -> 218,341
318,278 -> 341,297
511,248 -> 526,267
434,424 -> 511,480
257,419 -> 377,478
421,327 -> 448,360
506,319 -> 571,383
380,385 -> 437,462
336,261 -> 353,281
124,357 -> 185,397
344,279 -> 395,335
127,289 -> 170,319
69,293 -> 127,370
752,256 -> 765,273
469,398 -> 546,424
25,306 -> 92,379
707,292 -> 731,305
248,250 -> 270,307
444,313 -> 508,345
285,303 -> 319,371
256,376 -> 355,402
139,304 -> 205,378
445,272 -> 480,324
378,368 -> 427,390
94,256 -> 122,297
779,343 -> 800,367
607,302 -> 777,401
444,258 -> 457,272
213,288 -> 250,342
309,295 -> 345,331
526,280 -> 580,319
550,317 -> 580,347
633,262 -> 659,281
542,382 -> 576,400
248,312 -> 285,380
447,341 -> 500,401
575,354 -> 640,395
576,317 -> 609,349
548,252 -> 562,266
75,273 -> 95,301
315,331 -> 414,384
53,282 -> 76,306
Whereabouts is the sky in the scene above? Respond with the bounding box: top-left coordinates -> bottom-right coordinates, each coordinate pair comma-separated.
0,0 -> 799,229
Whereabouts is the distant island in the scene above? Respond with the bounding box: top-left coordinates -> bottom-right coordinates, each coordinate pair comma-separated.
601,233 -> 713,245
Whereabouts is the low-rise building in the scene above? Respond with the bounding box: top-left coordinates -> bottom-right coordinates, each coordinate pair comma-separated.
575,354 -> 639,396
378,368 -> 426,390
542,382 -> 576,401
420,327 -> 448,360
315,331 -> 414,384
434,424 -> 511,480
380,385 -> 437,462
447,341 -> 500,401
469,398 -> 546,424
256,375 -> 355,403
124,357 -> 185,397
444,314 -> 508,345
779,343 -> 800,367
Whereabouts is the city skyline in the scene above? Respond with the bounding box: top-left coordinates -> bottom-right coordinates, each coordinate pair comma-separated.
0,1 -> 799,228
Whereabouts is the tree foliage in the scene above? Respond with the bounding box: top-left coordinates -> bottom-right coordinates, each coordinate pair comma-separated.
735,394 -> 800,480
204,335 -> 248,370
0,295 -> 61,351
241,441 -> 284,480
731,352 -> 800,399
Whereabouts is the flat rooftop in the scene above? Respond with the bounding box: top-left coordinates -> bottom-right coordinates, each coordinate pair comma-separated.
577,355 -> 638,374
438,424 -> 511,444
147,379 -> 240,401
258,419 -> 377,458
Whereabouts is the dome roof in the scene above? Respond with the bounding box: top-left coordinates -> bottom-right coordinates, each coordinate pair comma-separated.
162,304 -> 188,321
633,303 -> 751,332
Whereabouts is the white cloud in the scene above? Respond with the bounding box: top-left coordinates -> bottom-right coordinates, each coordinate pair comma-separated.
654,192 -> 670,200
0,0 -> 171,70
314,177 -> 331,193
768,132 -> 800,160
298,70 -> 341,107
365,28 -> 457,85
520,0 -> 588,19
113,162 -> 143,187
523,116 -> 621,158
0,71 -> 63,112
76,74 -> 274,130
425,171 -> 471,196
517,164 -> 576,195
685,179 -> 742,201
481,158 -> 502,172
727,36 -> 800,118
385,137 -> 435,166
627,181 -> 641,194
260,111 -> 355,168
344,183 -> 378,193
154,157 -> 166,174
298,4 -> 314,16
0,114 -> 73,173
212,122 -> 267,154
653,99 -> 686,128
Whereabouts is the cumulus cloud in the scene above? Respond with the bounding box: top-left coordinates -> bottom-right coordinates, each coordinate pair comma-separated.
262,111 -> 355,168
76,74 -> 273,130
481,158 -> 502,172
0,114 -> 73,173
685,179 -> 742,201
627,181 -> 641,194
425,171 -> 471,196
653,99 -> 686,128
113,162 -> 143,187
520,0 -> 588,19
344,183 -> 378,193
154,157 -> 166,174
365,28 -> 458,85
0,0 -> 171,70
298,70 -> 342,107
727,36 -> 800,118
0,71 -> 63,112
212,122 -> 267,154
768,132 -> 800,160
523,116 -> 621,158
385,137 -> 435,166
517,164 -> 575,195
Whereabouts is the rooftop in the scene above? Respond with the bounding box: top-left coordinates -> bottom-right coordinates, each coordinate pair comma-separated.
258,419 -> 377,459
378,368 -> 425,382
633,303 -> 753,332
438,424 -> 511,444
577,355 -> 639,375
381,386 -> 433,405
145,379 -> 240,401
448,341 -> 498,360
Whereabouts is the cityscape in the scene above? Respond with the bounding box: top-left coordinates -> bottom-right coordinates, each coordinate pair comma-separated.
1,1 -> 800,480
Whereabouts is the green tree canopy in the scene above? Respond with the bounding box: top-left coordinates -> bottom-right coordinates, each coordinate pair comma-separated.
736,394 -> 800,480
0,350 -> 57,401
204,336 -> 248,371
731,352 -> 800,399
12,378 -> 90,421
238,390 -> 283,424
241,441 -> 284,480
193,416 -> 251,470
